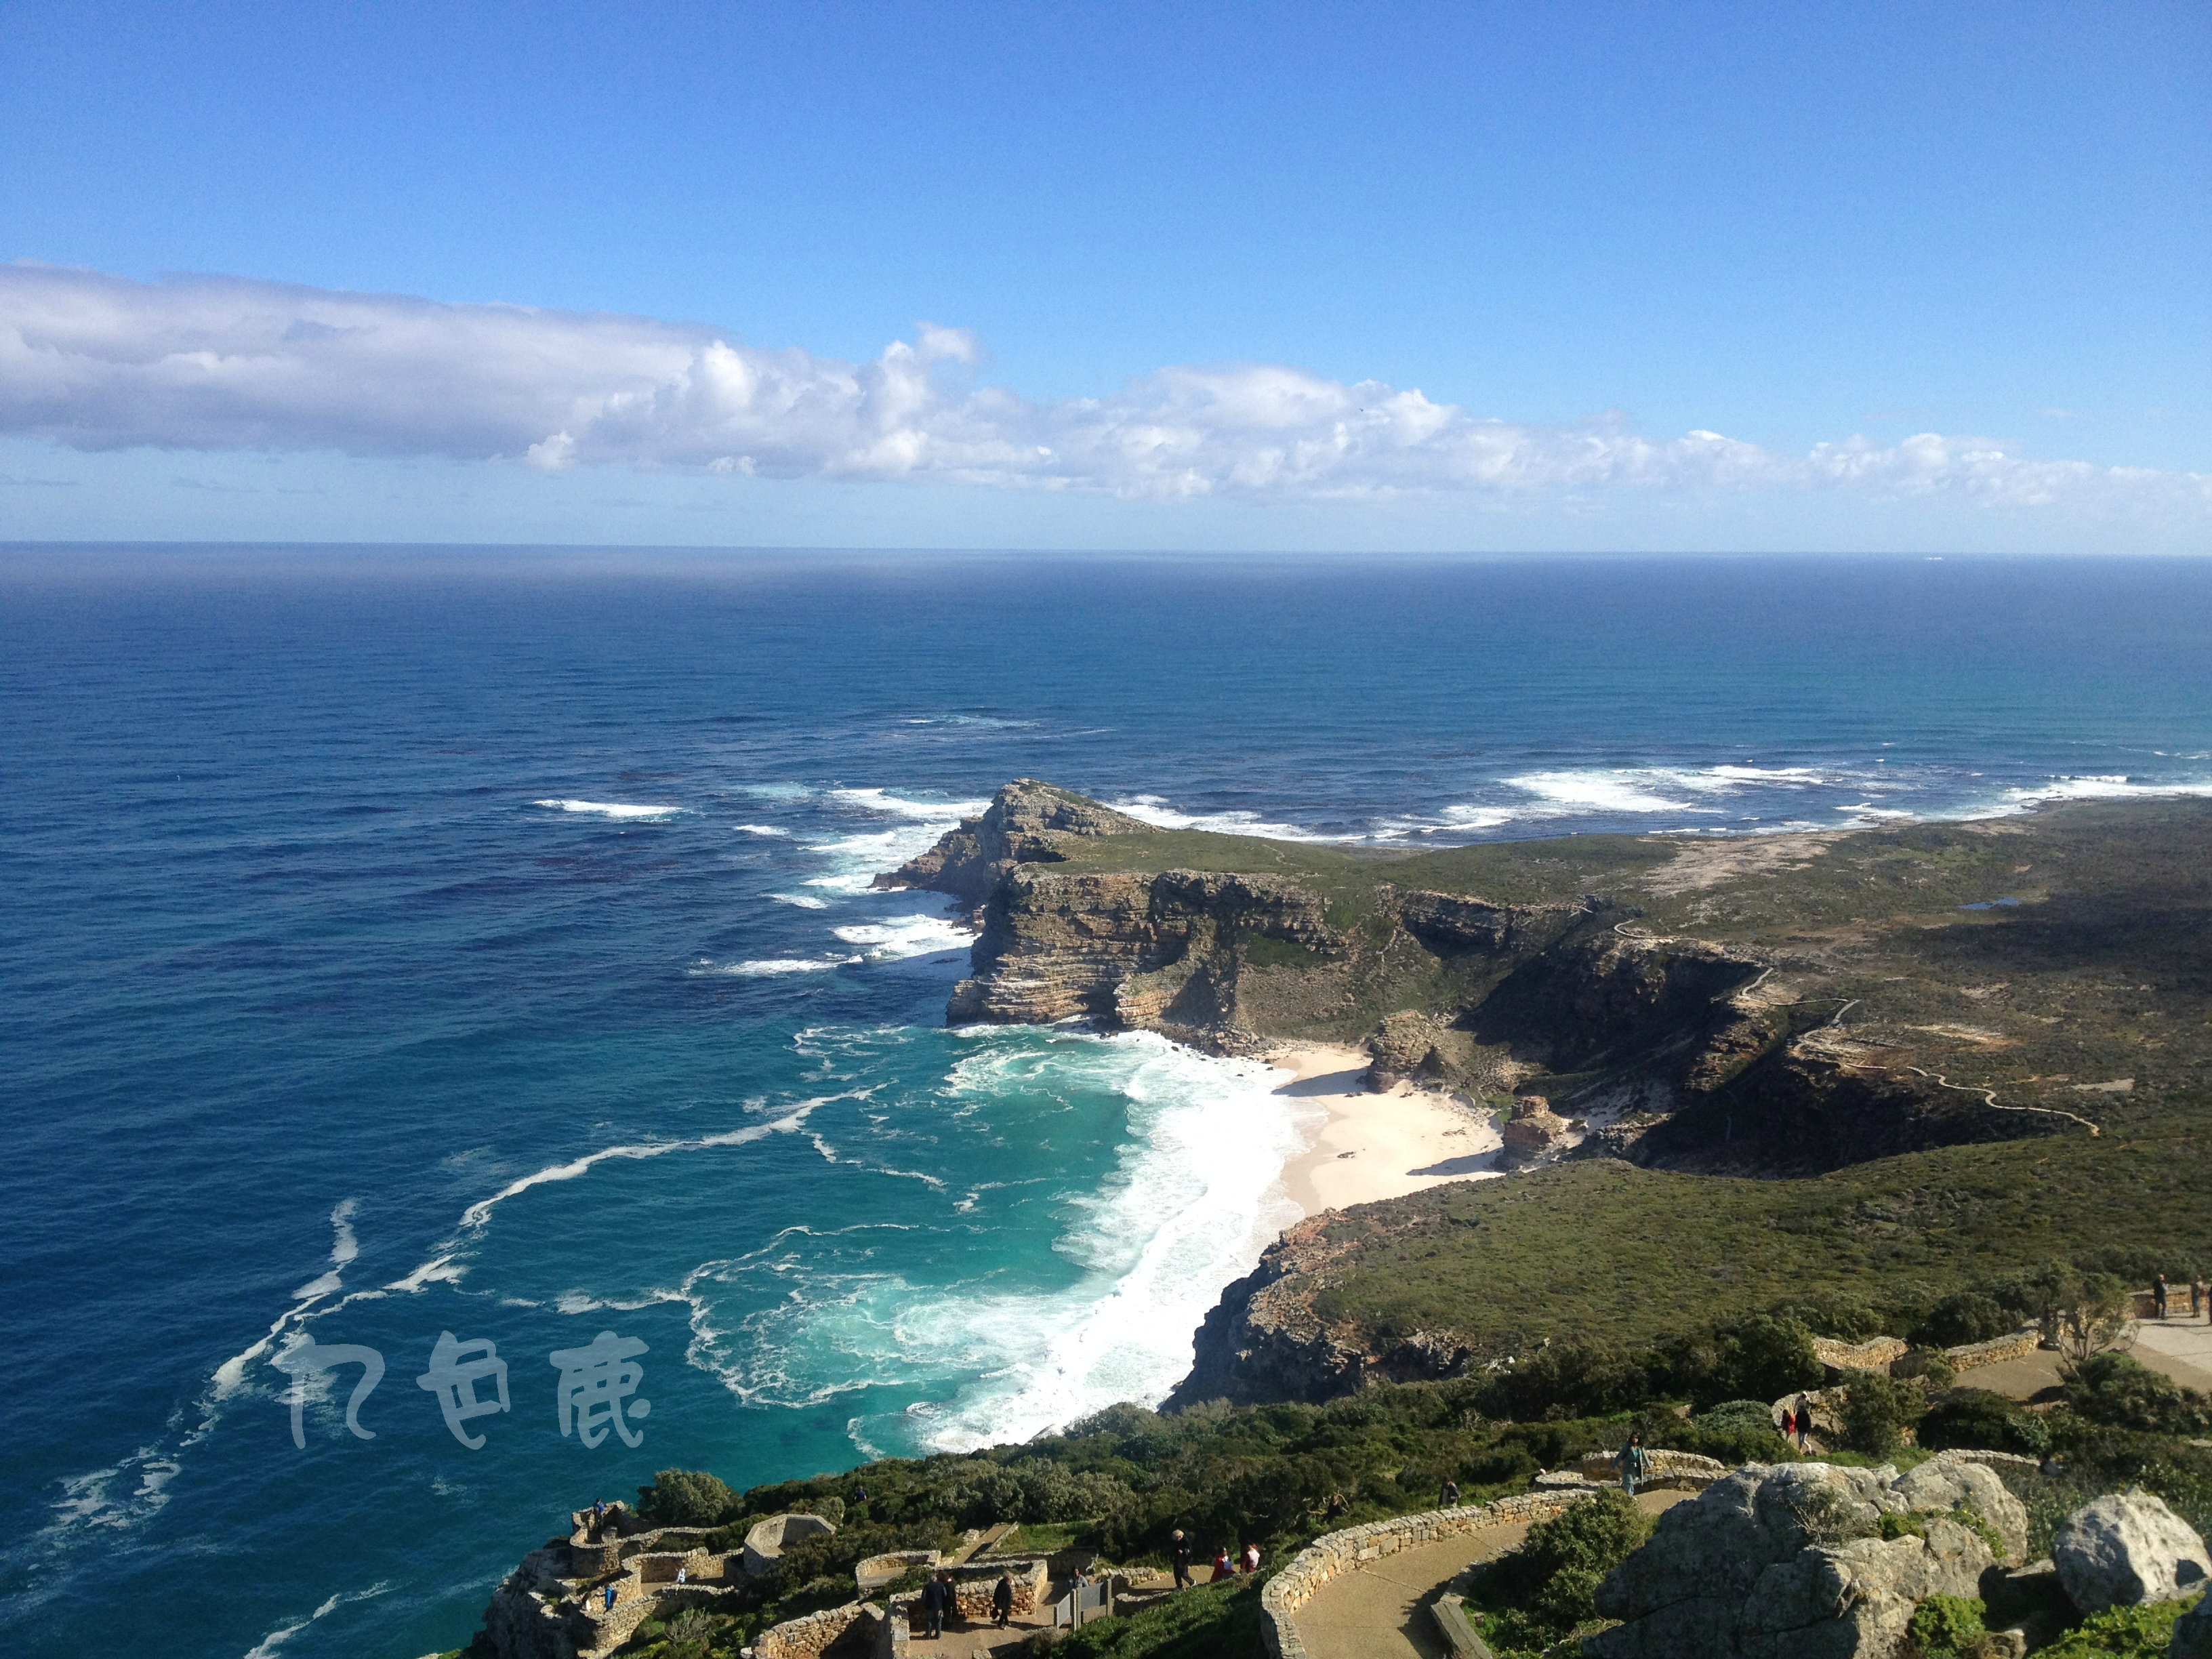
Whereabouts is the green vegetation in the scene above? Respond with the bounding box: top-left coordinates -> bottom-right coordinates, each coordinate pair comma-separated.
1841,1372 -> 1929,1455
1462,1489 -> 1653,1658
2035,1594 -> 2200,1657
1294,1147 -> 2207,1367
1904,1592 -> 1986,1656
1057,1576 -> 1263,1658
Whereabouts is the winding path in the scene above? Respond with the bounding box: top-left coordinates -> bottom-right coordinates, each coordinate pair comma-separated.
1293,1491 -> 1689,1659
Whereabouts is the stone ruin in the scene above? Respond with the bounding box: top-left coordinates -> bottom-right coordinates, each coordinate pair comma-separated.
469,1500 -> 1056,1659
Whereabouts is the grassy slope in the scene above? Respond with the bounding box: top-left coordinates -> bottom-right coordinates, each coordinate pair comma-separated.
1308,1120 -> 2210,1351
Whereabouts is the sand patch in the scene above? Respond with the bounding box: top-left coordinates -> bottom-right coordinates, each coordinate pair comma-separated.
1265,1044 -> 1503,1216
1642,832 -> 1839,896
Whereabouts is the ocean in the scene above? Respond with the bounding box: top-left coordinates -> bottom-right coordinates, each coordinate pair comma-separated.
3,548 -> 2209,1657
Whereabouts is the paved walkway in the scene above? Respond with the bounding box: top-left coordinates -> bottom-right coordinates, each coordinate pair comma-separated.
2131,1317 -> 2212,1391
1296,1491 -> 1689,1659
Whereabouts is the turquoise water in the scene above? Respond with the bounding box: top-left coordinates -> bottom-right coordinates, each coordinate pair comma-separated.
3,550 -> 2209,1656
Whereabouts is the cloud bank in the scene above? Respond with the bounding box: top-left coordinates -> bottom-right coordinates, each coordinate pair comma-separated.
3,262 -> 2204,514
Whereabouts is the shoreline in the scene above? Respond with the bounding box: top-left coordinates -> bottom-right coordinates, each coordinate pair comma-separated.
1264,1042 -> 1504,1216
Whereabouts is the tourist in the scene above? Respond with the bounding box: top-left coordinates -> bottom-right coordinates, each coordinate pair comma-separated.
2194,1277 -> 2207,1319
1211,1546 -> 1231,1582
1170,1528 -> 1193,1591
603,1583 -> 617,1612
1796,1395 -> 1816,1450
1780,1404 -> 1797,1445
993,1571 -> 1014,1627
2157,1273 -> 2171,1319
1326,1490 -> 1348,1520
675,1565 -> 686,1585
1619,1431 -> 1648,1498
921,1572 -> 947,1639
1440,1477 -> 1461,1508
1242,1542 -> 1261,1575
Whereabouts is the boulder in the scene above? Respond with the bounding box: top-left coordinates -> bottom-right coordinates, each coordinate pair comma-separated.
1891,1456 -> 2030,1563
2050,1490 -> 2211,1614
1497,1097 -> 1572,1166
2170,1594 -> 2212,1659
1589,1462 -> 2001,1659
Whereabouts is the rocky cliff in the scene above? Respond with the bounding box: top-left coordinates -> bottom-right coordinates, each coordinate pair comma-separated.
886,781 -> 2067,1176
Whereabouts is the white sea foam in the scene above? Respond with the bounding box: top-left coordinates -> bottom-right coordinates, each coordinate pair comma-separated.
1107,794 -> 1341,842
766,892 -> 831,908
714,1032 -> 1322,1450
451,1107 -> 821,1234
1995,775 -> 2212,811
241,1581 -> 390,1659
532,798 -> 682,819
735,823 -> 794,836
707,956 -> 861,976
830,914 -> 977,962
1504,770 -> 1703,813
829,786 -> 989,819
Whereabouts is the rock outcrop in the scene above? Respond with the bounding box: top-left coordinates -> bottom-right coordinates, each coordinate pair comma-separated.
1589,1461 -> 1999,1659
874,778 -> 1153,914
2050,1488 -> 2212,1614
1496,1094 -> 1574,1167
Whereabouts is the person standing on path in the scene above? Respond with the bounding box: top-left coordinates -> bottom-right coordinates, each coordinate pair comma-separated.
1796,1395 -> 1816,1451
1242,1542 -> 1261,1575
992,1572 -> 1013,1628
1211,1547 -> 1231,1582
2157,1274 -> 2171,1319
1619,1431 -> 1648,1497
2192,1276 -> 2207,1319
1170,1529 -> 1193,1591
1440,1477 -> 1461,1508
1780,1405 -> 1797,1446
922,1572 -> 946,1639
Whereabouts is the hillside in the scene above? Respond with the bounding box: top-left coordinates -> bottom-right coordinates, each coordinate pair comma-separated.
884,783 -> 2212,1403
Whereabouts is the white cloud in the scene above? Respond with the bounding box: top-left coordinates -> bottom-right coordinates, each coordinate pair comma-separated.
3,262 -> 2205,516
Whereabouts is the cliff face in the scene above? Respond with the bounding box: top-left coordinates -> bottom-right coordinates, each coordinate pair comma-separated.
945,865 -> 1345,1050
895,783 -> 2070,1175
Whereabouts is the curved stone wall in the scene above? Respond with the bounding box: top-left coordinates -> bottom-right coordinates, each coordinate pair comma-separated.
1259,1491 -> 1593,1659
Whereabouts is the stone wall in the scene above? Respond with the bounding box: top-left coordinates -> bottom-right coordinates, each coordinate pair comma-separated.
1260,1492 -> 1595,1659
1813,1334 -> 1909,1372
1947,1328 -> 2044,1371
752,1601 -> 879,1659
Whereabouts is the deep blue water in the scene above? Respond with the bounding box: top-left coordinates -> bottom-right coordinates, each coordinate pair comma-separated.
3,549 -> 2209,1658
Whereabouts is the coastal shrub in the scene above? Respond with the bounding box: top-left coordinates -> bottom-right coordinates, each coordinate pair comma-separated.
1464,1490 -> 1653,1658
1774,1296 -> 1887,1342
662,1607 -> 715,1659
1840,1373 -> 1927,1456
1917,1389 -> 2050,1456
1904,1592 -> 1986,1658
2034,1595 -> 2198,1658
2063,1353 -> 2212,1434
1891,1347 -> 1958,1389
1055,1575 -> 1263,1658
638,1468 -> 739,1526
1662,1314 -> 1824,1410
1674,1399 -> 1795,1465
1914,1291 -> 2017,1349
1473,1337 -> 1657,1420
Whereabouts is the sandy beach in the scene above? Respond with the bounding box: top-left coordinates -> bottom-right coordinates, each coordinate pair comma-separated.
1268,1042 -> 1504,1216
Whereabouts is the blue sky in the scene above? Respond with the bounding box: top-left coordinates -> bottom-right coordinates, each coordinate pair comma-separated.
1,0 -> 2206,551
